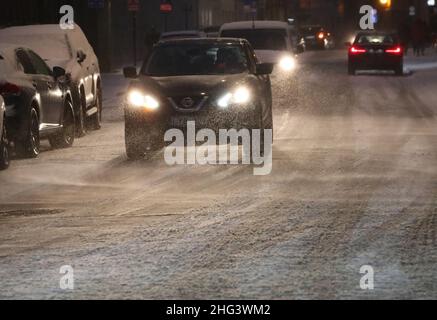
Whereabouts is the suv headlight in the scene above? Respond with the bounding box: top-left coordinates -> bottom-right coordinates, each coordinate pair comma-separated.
217,86 -> 251,108
127,90 -> 160,110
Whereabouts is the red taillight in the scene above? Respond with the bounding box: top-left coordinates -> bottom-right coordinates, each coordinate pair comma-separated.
349,46 -> 367,54
385,46 -> 402,55
0,82 -> 21,95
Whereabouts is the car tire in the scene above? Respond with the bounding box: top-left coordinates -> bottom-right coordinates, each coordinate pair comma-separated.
395,64 -> 403,76
75,91 -> 87,138
89,87 -> 102,130
49,100 -> 75,149
125,114 -> 163,160
0,118 -> 10,170
16,107 -> 40,158
245,100 -> 272,161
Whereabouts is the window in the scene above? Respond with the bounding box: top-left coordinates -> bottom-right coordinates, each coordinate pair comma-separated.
220,29 -> 287,51
15,49 -> 35,74
27,50 -> 52,76
356,34 -> 396,45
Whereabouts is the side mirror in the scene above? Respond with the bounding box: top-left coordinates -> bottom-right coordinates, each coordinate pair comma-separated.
123,66 -> 138,79
255,63 -> 274,75
77,50 -> 87,63
53,66 -> 66,79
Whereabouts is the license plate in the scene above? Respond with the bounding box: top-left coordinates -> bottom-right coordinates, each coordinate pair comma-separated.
170,116 -> 196,128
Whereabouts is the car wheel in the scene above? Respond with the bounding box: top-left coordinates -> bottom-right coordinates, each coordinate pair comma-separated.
16,107 -> 40,158
49,101 -> 75,149
89,87 -> 102,130
75,92 -> 87,138
245,101 -> 271,160
395,64 -> 403,76
125,115 -> 163,160
0,118 -> 10,170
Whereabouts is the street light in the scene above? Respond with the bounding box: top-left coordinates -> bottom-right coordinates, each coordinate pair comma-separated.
379,0 -> 392,10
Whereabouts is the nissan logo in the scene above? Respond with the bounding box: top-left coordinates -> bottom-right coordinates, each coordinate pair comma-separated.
181,97 -> 194,108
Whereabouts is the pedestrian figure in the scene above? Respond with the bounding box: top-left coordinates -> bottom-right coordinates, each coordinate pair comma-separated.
411,19 -> 428,56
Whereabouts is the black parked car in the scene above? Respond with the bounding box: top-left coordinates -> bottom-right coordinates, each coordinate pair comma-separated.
123,38 -> 274,160
0,44 -> 75,158
348,31 -> 404,76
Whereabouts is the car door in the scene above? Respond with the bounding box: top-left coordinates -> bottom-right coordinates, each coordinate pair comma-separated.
26,50 -> 64,125
69,30 -> 95,107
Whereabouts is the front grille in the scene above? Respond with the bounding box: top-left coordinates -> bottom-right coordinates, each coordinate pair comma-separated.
168,95 -> 209,113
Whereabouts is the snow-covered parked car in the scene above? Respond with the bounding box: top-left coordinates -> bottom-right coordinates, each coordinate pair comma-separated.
0,24 -> 102,136
219,21 -> 298,72
0,44 -> 75,158
0,95 -> 10,170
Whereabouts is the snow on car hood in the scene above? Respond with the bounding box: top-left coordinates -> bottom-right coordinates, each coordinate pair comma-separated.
254,50 -> 291,64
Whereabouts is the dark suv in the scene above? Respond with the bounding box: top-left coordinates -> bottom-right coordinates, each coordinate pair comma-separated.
123,38 -> 274,159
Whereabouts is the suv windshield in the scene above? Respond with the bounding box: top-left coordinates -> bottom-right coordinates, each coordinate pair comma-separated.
220,29 -> 287,51
142,43 -> 249,77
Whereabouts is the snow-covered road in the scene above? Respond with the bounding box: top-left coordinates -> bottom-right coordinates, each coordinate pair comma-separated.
0,49 -> 436,299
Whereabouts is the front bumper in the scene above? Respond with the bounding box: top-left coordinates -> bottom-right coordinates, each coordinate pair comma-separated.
349,55 -> 403,71
125,100 -> 257,132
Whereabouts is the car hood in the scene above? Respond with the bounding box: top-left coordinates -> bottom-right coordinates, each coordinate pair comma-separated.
44,58 -> 71,70
255,50 -> 290,64
135,74 -> 249,97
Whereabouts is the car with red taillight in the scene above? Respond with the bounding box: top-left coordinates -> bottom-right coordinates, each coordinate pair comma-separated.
300,25 -> 334,50
348,31 -> 404,76
0,44 -> 75,158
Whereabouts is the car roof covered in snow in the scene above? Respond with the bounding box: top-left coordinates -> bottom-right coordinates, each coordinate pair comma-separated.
157,37 -> 247,46
220,20 -> 289,31
0,24 -> 83,35
0,25 -> 82,61
0,43 -> 23,59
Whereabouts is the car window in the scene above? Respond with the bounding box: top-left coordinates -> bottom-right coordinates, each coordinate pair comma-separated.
142,43 -> 249,77
27,50 -> 52,76
221,29 -> 287,51
244,43 -> 257,73
15,49 -> 35,74
356,34 -> 395,45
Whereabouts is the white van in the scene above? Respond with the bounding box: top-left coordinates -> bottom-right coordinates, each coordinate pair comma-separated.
219,21 -> 302,71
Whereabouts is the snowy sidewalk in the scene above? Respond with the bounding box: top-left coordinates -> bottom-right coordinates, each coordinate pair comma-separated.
404,49 -> 437,71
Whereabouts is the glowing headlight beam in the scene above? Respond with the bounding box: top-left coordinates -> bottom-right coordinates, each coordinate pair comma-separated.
233,87 -> 250,104
128,90 -> 160,110
217,87 -> 251,108
279,56 -> 296,72
218,93 -> 233,108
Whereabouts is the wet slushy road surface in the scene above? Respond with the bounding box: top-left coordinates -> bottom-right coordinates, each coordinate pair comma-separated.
0,49 -> 436,299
